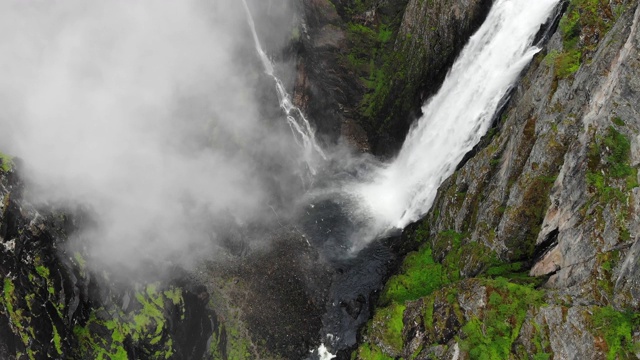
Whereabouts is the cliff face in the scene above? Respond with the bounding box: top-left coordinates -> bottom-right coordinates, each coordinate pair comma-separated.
355,0 -> 640,358
0,162 -> 217,359
295,0 -> 492,155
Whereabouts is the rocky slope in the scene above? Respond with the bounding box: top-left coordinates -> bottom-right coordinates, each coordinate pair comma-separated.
354,0 -> 640,358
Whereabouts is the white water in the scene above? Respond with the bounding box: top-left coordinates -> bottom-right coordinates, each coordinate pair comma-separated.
240,0 -> 326,174
353,0 -> 560,232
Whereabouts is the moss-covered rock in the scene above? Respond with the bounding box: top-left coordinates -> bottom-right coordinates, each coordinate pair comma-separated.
0,166 -> 219,359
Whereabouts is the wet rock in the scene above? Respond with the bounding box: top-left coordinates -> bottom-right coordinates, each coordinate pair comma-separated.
295,0 -> 493,155
0,165 -> 218,359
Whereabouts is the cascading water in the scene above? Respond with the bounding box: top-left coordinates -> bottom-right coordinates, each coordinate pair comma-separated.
238,0 -> 561,358
240,0 -> 326,175
353,0 -> 561,235
311,0 -> 561,357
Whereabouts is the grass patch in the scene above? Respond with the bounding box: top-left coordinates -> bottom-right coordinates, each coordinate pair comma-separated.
379,247 -> 449,305
368,303 -> 406,354
459,278 -> 545,360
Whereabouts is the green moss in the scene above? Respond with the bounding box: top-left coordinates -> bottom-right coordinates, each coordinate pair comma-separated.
35,265 -> 50,278
74,252 -> 87,269
485,262 -> 525,277
592,306 -> 639,360
602,127 -> 634,178
555,49 -> 582,78
52,324 -> 63,355
380,247 -> 449,305
459,279 -> 545,360
207,323 -> 225,359
74,283 -> 184,359
0,152 -> 13,172
587,127 -> 638,201
612,116 -> 625,126
3,277 -> 14,299
356,342 -> 394,360
552,0 -> 618,79
336,0 -> 414,144
369,303 -> 406,354
225,321 -> 253,359
505,174 -> 557,260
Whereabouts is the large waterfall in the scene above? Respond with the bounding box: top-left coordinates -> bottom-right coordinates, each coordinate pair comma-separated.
352,0 -> 561,233
239,0 -> 561,356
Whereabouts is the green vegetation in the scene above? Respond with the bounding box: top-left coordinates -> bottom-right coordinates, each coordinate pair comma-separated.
505,175 -> 557,260
0,152 -> 12,172
459,278 -> 545,360
587,126 -> 638,201
356,219 -> 547,359
612,116 -> 625,127
356,342 -> 394,360
548,0 -> 621,78
591,306 -> 640,360
335,0 -> 415,144
35,265 -> 50,278
379,246 -> 449,305
207,322 -> 225,359
52,325 -> 63,355
1,277 -> 43,359
368,303 -> 406,354
344,18 -> 402,119
74,282 -> 185,359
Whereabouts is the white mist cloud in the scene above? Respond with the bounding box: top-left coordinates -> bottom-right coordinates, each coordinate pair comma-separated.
0,0 -> 302,272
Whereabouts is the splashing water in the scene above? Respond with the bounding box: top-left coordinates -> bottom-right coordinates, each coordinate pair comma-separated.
240,0 -> 326,174
352,0 -> 561,234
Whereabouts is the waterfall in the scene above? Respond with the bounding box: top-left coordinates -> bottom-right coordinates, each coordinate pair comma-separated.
240,0 -> 326,175
352,0 -> 561,233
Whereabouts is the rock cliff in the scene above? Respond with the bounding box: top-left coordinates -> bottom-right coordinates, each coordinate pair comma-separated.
295,0 -> 492,155
354,0 -> 640,358
0,161 -> 217,359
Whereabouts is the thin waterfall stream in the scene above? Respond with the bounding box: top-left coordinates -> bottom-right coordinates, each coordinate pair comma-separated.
241,0 -> 326,176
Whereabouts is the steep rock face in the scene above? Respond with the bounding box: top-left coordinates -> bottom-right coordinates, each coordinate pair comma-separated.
0,162 -> 81,359
0,163 -> 217,359
295,0 -> 492,155
355,0 -> 640,358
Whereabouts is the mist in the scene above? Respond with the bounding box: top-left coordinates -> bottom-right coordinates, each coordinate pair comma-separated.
0,0 -> 306,273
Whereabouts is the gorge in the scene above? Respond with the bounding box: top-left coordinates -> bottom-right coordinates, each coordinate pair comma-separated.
2,0 -> 640,359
